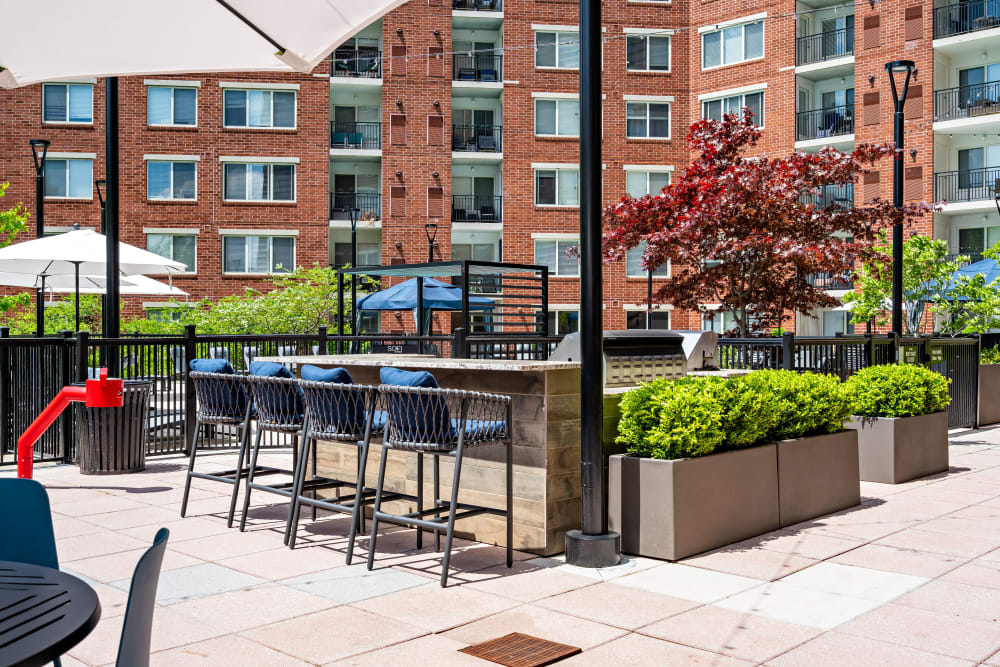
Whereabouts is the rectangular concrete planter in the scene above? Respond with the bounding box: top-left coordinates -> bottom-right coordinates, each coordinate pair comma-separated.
608,445 -> 779,561
846,411 -> 949,484
776,430 -> 860,528
980,365 -> 1000,426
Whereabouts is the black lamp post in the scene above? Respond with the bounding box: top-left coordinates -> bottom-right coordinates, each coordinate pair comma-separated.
646,269 -> 653,329
342,206 -> 361,345
885,60 -> 916,338
96,179 -> 107,334
29,139 -> 50,336
424,223 -> 438,263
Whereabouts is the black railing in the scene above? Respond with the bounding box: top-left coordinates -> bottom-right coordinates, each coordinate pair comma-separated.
452,0 -> 502,10
800,184 -> 854,209
452,195 -> 502,222
330,192 -> 382,220
452,54 -> 502,82
807,272 -> 854,290
934,168 -> 1000,202
796,106 -> 854,141
934,0 -> 1000,39
330,121 -> 381,150
946,252 -> 983,266
330,49 -> 382,78
934,82 -> 1000,122
452,124 -> 502,152
796,28 -> 854,66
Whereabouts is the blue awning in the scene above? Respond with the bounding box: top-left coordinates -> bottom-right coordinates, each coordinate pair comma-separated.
356,277 -> 494,311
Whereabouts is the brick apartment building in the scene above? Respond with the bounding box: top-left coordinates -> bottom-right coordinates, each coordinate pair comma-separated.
0,0 -> 996,335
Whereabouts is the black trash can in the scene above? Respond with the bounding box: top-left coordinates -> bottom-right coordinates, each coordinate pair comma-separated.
76,380 -> 152,475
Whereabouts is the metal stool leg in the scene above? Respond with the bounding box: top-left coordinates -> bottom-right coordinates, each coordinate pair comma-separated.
311,436 -> 318,521
416,452 -> 424,550
440,437 -> 467,587
180,416 -> 201,518
433,454 -> 441,551
239,427 -> 264,532
286,429 -> 312,548
346,436 -> 371,565
226,408 -> 253,528
366,446 -> 391,571
506,439 -> 513,568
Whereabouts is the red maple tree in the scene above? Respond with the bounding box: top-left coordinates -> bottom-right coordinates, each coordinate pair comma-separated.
602,110 -> 935,337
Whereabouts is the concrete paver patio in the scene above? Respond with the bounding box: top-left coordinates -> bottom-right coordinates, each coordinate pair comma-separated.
7,425 -> 1000,665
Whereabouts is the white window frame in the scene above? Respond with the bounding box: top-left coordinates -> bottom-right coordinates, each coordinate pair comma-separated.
221,160 -> 297,203
145,232 -> 198,273
42,154 -> 95,200
624,307 -> 671,330
533,29 -> 580,70
624,32 -> 671,73
625,242 -> 670,278
623,166 -> 672,197
41,83 -> 94,124
533,167 -> 580,207
625,101 -> 671,139
222,88 -> 297,130
533,95 -> 580,137
146,85 -> 198,127
145,160 -> 198,201
532,235 -> 580,276
221,234 -> 297,275
701,90 -> 766,128
700,15 -> 765,71
547,306 -> 581,333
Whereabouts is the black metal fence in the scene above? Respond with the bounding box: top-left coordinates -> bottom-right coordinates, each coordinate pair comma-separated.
452,124 -> 502,152
330,49 -> 382,78
330,121 -> 381,150
934,82 -> 1000,122
934,168 -> 1000,203
452,54 -> 502,81
452,195 -> 502,222
796,28 -> 854,66
934,0 -> 1000,39
330,192 -> 381,221
452,0 -> 502,10
800,184 -> 854,210
718,333 -> 980,428
796,106 -> 854,141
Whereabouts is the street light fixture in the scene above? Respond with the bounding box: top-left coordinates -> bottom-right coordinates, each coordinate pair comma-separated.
885,59 -> 916,339
424,223 -> 438,263
29,139 -> 50,336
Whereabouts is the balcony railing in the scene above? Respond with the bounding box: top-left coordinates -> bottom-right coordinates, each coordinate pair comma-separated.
330,49 -> 382,78
452,195 -> 502,222
946,252 -> 983,266
452,0 -> 502,10
934,0 -> 1000,39
934,82 -> 1000,122
330,192 -> 382,220
934,168 -> 1000,202
796,106 -> 854,141
452,124 -> 502,152
452,54 -> 502,82
330,121 -> 382,150
796,28 -> 854,66
800,184 -> 854,209
807,272 -> 854,291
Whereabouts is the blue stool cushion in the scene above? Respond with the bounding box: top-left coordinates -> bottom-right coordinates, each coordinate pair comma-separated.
249,362 -> 303,421
453,418 -> 507,441
249,361 -> 294,378
380,368 -> 451,442
301,365 -> 353,384
379,367 -> 439,388
190,358 -> 234,374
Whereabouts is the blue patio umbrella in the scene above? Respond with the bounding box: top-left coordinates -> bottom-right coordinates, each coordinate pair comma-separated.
356,277 -> 494,312
930,258 -> 1000,301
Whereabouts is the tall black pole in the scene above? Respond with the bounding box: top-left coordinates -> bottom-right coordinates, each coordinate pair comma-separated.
96,179 -> 107,334
350,211 -> 358,330
105,77 -> 121,373
73,262 -> 81,332
565,0 -> 620,567
647,270 -> 653,329
886,61 -> 913,338
30,139 -> 49,336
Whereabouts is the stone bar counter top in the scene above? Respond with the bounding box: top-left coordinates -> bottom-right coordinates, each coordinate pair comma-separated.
257,354 -> 583,556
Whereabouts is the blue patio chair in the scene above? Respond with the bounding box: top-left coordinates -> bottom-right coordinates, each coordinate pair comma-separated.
332,131 -> 349,146
349,132 -> 364,147
0,478 -> 59,569
367,368 -> 513,587
114,528 -> 169,667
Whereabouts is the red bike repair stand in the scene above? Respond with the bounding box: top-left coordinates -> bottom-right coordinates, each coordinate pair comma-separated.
17,368 -> 124,479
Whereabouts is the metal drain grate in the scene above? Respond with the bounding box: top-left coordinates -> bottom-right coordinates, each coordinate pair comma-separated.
459,632 -> 582,667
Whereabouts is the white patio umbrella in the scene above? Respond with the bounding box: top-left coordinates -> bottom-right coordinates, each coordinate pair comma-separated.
47,274 -> 188,298
0,272 -> 137,291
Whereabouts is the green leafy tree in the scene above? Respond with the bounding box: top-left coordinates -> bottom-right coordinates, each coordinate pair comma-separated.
0,182 -> 32,315
4,294 -> 103,334
937,241 -> 1000,335
845,234 -> 963,335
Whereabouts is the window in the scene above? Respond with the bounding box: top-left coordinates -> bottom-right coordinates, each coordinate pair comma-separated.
535,169 -> 579,206
223,163 -> 295,202
626,310 -> 670,329
146,307 -> 186,323
959,226 -> 1000,261
702,20 -> 764,69
42,83 -> 93,123
147,86 -> 197,126
702,91 -> 765,126
534,238 -> 579,276
626,35 -> 670,71
333,242 -> 381,267
547,310 -> 580,334
535,99 -> 579,136
146,234 -> 196,272
452,243 -> 496,261
626,103 -> 670,138
626,242 -> 669,277
222,235 -> 295,273
43,159 -> 92,199
702,311 -> 737,334
535,31 -> 579,69
223,89 -> 295,128
147,162 -> 196,200
626,170 -> 670,197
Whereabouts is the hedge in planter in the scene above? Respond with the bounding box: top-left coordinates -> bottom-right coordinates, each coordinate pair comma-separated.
981,347 -> 1000,426
844,365 -> 951,484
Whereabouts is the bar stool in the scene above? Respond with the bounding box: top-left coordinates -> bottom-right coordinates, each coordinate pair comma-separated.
287,376 -> 398,561
367,371 -> 513,587
240,368 -> 308,543
180,368 -> 257,527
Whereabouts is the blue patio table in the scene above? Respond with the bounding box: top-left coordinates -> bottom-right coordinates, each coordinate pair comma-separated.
0,560 -> 101,667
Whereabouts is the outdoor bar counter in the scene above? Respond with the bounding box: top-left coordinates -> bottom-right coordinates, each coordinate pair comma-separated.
259,354 -> 583,556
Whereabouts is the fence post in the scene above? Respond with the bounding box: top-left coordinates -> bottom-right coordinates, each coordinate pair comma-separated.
452,327 -> 467,359
76,331 -> 89,382
184,325 -> 197,455
890,332 -> 900,364
0,328 -> 10,463
317,325 -> 328,356
60,331 -> 73,463
923,334 -> 934,366
781,332 -> 794,370
865,334 -> 875,368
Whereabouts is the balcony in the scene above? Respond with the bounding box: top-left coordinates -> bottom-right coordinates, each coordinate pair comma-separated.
330,192 -> 381,221
330,121 -> 381,151
452,54 -> 502,82
807,271 -> 854,291
796,106 -> 854,141
934,0 -> 1000,39
452,195 -> 502,223
934,168 -> 1000,203
796,28 -> 854,67
329,49 -> 382,79
452,124 -> 502,153
946,252 -> 983,266
800,184 -> 854,210
934,83 -> 1000,124
452,0 -> 501,10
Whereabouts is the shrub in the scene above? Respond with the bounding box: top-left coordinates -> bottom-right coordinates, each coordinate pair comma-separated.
983,346 -> 1000,365
760,369 -> 853,440
845,365 -> 951,418
714,372 -> 781,448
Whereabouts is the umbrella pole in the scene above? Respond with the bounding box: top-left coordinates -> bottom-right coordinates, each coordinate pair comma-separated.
105,77 -> 121,373
37,275 -> 46,336
74,262 -> 80,332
